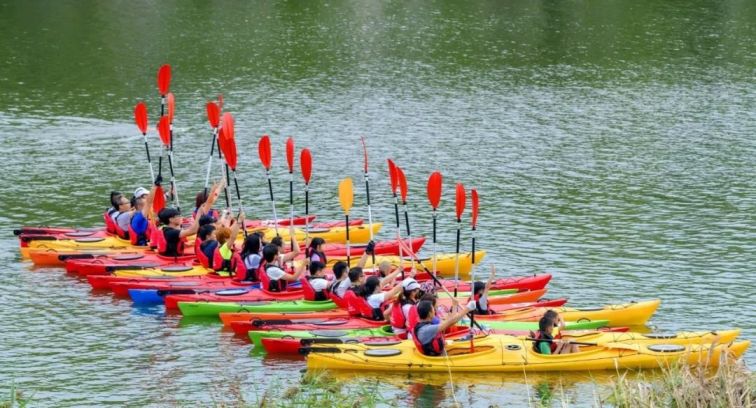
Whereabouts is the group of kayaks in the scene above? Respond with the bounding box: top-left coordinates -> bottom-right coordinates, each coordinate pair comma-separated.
16,214 -> 749,373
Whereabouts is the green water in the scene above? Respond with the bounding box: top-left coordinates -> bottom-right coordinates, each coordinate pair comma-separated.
0,0 -> 754,406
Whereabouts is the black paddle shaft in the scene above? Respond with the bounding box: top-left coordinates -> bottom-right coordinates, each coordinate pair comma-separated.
393,194 -> 401,229
305,185 -> 309,217
345,214 -> 350,265
403,202 -> 411,237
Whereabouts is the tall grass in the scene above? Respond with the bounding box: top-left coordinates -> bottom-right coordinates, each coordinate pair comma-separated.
253,371 -> 395,408
0,382 -> 32,408
602,359 -> 754,408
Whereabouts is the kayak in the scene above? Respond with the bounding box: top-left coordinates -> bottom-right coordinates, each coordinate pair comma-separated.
217,298 -> 568,327
129,286 -> 302,304
65,253 -> 197,275
177,299 -> 338,317
262,328 -> 736,355
303,334 -> 749,372
436,274 -> 551,293
246,321 -> 613,349
19,218 -> 370,259
266,223 -> 382,245
310,237 -> 426,258
324,251 -> 486,278
479,299 -> 661,326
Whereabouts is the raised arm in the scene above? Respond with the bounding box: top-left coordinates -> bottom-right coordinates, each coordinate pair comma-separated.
437,299 -> 476,333
280,224 -> 300,263
483,265 -> 496,298
225,212 -> 245,251
282,258 -> 307,281
379,267 -> 402,288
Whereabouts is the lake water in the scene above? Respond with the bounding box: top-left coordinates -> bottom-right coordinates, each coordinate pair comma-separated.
0,0 -> 754,406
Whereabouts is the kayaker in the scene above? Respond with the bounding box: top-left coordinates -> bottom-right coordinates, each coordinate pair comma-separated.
157,179 -> 224,257
129,191 -> 151,246
406,293 -> 442,338
307,261 -> 329,301
305,237 -> 328,264
471,265 -> 497,315
261,241 -> 307,292
198,224 -> 217,266
111,195 -> 134,237
239,232 -> 265,281
212,212 -> 245,276
107,191 -> 122,218
412,298 -> 476,356
193,190 -> 220,220
532,314 -> 579,355
269,227 -> 300,267
328,261 -> 350,298
360,276 -> 404,320
389,278 -> 423,339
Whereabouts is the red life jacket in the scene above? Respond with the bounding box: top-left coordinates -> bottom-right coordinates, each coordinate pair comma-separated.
112,212 -> 130,240
308,250 -> 327,265
212,245 -> 244,277
195,238 -> 211,268
327,285 -> 349,308
343,289 -> 364,317
300,277 -> 329,301
260,263 -> 287,292
346,291 -> 383,321
390,300 -> 416,339
412,321 -> 445,356
147,222 -> 161,250
473,293 -> 493,315
157,227 -> 186,257
128,221 -> 150,246
406,305 -> 420,336
532,330 -> 558,354
103,210 -> 118,234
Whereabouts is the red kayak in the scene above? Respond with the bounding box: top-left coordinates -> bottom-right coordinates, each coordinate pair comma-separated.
164,288 -> 304,310
306,237 -> 425,258
231,317 -> 387,336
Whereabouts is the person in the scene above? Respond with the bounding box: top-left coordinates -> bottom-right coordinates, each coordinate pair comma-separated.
532,311 -> 579,355
328,261 -> 351,298
390,278 -> 424,339
471,265 -> 497,315
198,224 -> 218,266
412,298 -> 476,356
239,232 -> 264,281
156,178 -> 224,257
359,276 -> 404,321
129,193 -> 150,246
107,191 -> 123,217
261,243 -> 306,292
306,261 -> 329,301
194,190 -> 220,219
306,237 -> 327,264
269,226 -> 300,266
111,195 -> 134,236
213,212 -> 245,275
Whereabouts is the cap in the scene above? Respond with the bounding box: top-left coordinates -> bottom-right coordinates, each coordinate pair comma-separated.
134,187 -> 149,198
402,278 -> 420,291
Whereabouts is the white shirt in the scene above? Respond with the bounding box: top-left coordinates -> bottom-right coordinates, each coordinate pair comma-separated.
367,292 -> 386,309
244,254 -> 261,271
266,266 -> 285,281
332,279 -> 351,298
310,277 -> 328,291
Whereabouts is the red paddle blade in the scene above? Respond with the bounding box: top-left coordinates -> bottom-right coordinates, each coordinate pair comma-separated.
360,137 -> 368,173
397,166 -> 408,202
220,136 -> 238,170
258,135 -> 272,170
285,137 -> 295,173
221,112 -> 235,141
455,183 -> 466,220
206,102 -> 220,128
157,116 -> 171,146
166,92 -> 175,123
426,171 -> 442,209
471,189 -> 479,228
300,148 -> 312,184
134,102 -> 148,134
153,186 -> 166,213
387,159 -> 398,193
157,64 -> 171,95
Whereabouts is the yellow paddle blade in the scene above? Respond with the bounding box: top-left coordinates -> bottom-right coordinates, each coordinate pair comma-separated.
338,177 -> 354,215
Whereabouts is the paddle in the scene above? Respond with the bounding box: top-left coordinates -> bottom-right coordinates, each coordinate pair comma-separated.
469,188 -> 479,352
338,178 -> 354,265
454,183 -> 465,297
157,116 -> 180,212
257,135 -> 279,236
218,112 -> 246,236
286,137 -> 295,248
300,148 -> 313,242
426,171 -> 442,280
217,127 -> 231,208
524,338 -> 641,351
386,159 -> 404,278
157,64 -> 171,117
133,102 -> 155,181
164,92 -> 180,211
204,101 -> 221,197
360,137 -> 375,264
396,165 -> 415,275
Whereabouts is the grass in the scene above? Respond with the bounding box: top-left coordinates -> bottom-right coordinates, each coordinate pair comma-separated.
600,359 -> 755,408
0,382 -> 32,408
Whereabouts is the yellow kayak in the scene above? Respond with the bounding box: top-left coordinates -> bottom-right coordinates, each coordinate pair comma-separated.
266,223 -> 382,244
478,299 -> 662,327
113,265 -> 213,278
22,236 -> 137,258
322,251 -> 486,278
305,334 -> 749,372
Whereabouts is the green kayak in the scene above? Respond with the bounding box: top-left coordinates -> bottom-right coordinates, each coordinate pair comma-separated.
178,300 -> 338,317
248,320 -> 610,349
